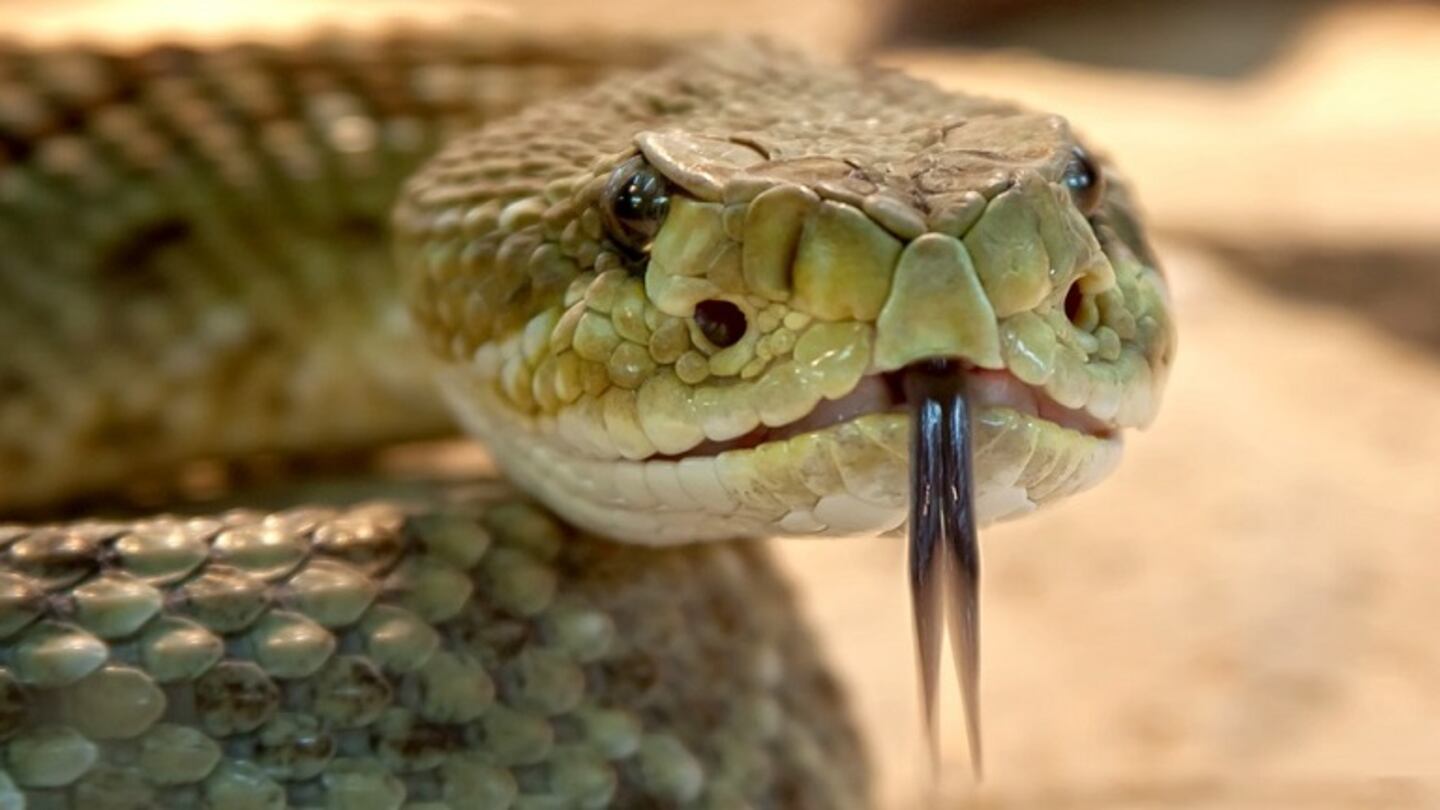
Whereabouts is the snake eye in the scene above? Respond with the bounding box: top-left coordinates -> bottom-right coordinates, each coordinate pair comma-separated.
694,299 -> 747,348
601,156 -> 671,258
1062,147 -> 1104,216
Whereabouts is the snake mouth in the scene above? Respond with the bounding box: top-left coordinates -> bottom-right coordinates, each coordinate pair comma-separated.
655,360 -> 1112,775
668,366 -> 1114,460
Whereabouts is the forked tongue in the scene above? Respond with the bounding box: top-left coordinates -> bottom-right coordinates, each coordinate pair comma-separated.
904,359 -> 983,779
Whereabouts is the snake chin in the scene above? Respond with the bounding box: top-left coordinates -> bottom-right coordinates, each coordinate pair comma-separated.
668,367 -> 1114,460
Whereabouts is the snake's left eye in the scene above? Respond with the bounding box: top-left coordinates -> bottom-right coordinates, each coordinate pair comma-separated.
601,156 -> 671,258
1062,147 -> 1105,216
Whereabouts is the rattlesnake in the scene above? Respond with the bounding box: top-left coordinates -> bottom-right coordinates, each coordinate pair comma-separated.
0,24 -> 1174,809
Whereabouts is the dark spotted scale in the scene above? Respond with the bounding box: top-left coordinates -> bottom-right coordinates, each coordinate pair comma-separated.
0,28 -> 871,809
0,484 -> 868,808
0,29 -> 662,513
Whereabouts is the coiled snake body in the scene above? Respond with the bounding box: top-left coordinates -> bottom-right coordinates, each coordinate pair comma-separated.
0,26 -> 1174,809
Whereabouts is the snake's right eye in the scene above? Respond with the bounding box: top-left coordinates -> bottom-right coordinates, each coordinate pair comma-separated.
601,156 -> 671,259
1062,147 -> 1105,216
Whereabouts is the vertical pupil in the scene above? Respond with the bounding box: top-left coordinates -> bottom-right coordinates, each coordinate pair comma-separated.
619,174 -> 662,223
620,182 -> 647,219
1063,149 -> 1103,215
603,160 -> 671,260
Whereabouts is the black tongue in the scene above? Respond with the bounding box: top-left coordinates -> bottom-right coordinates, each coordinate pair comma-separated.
904,360 -> 983,779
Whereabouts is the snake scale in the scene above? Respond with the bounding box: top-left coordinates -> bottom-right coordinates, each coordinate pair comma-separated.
0,21 -> 1175,810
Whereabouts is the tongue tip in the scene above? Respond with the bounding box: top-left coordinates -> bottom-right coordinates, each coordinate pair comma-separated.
904,360 -> 985,783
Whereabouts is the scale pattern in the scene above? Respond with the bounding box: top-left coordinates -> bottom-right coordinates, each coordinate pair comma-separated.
0,21 -> 1178,808
388,40 -> 1171,539
0,29 -> 875,807
0,30 -> 666,511
0,485 -> 867,808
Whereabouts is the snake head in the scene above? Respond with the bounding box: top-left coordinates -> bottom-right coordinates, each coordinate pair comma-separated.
398,42 -> 1175,543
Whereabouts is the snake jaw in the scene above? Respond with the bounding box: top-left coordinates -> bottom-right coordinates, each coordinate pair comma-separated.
402,41 -> 1173,544
422,170 -> 1154,540
664,366 -> 1114,460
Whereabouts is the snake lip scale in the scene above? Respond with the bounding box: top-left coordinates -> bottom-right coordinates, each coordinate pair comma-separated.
0,28 -> 1176,805
665,366 -> 1116,460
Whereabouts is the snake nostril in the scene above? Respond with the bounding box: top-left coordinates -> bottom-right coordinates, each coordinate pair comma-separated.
1063,282 -> 1085,326
694,299 -> 748,348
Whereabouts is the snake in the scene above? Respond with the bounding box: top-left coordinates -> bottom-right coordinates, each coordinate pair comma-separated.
0,23 -> 1175,810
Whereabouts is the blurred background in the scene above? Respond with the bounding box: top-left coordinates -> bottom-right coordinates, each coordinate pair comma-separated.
5,1 -> 1440,807
823,2 -> 1440,808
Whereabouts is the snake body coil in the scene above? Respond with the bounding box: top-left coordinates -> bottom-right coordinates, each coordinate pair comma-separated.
0,25 -> 1175,808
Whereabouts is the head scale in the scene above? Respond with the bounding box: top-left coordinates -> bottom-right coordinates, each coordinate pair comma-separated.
397,41 -> 1175,543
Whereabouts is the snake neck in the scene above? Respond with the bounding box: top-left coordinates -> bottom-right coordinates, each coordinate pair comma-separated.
0,29 -> 675,514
